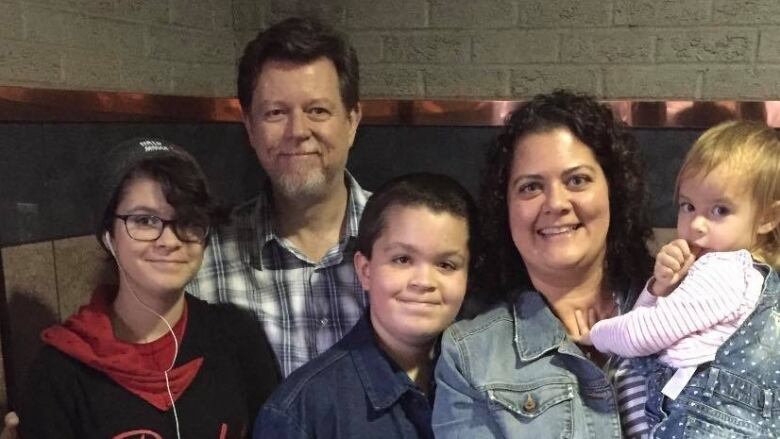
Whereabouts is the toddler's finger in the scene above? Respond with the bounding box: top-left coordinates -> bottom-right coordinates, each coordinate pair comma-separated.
574,309 -> 588,335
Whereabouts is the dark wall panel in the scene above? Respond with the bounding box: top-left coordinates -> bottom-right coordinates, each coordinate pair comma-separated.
0,122 -> 264,246
1,123 -> 698,247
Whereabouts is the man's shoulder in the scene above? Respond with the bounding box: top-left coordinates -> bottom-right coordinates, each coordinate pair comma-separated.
345,171 -> 371,207
203,196 -> 265,253
217,196 -> 263,233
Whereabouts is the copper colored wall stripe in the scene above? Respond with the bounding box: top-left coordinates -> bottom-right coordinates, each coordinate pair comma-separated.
1,86 -> 779,128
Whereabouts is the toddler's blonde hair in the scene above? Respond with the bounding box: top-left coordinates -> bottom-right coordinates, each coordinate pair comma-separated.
677,120 -> 780,270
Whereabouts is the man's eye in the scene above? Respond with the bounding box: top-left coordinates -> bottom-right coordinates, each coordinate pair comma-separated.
308,107 -> 331,120
264,109 -> 285,119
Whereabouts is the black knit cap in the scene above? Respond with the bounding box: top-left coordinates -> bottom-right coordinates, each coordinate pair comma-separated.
94,137 -> 202,246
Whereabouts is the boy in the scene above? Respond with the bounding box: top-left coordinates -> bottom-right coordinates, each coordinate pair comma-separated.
254,173 -> 478,438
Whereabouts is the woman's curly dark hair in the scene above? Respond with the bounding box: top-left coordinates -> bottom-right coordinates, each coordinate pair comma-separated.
474,90 -> 653,305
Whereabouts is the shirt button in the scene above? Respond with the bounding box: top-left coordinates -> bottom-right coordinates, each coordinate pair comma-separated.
319,318 -> 329,327
523,394 -> 537,412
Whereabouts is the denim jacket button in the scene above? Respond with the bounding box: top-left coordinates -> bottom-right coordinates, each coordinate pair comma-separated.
523,394 -> 537,412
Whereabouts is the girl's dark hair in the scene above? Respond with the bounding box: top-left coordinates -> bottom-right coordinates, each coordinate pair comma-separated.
476,90 -> 653,304
100,156 -> 216,247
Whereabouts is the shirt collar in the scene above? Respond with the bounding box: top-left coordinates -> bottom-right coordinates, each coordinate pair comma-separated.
512,290 -> 569,361
249,171 -> 369,269
349,315 -> 420,411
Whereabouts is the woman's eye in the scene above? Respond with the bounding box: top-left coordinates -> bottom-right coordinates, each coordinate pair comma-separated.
518,182 -> 541,194
568,174 -> 591,187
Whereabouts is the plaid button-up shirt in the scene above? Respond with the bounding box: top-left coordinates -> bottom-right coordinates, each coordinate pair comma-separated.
188,173 -> 370,377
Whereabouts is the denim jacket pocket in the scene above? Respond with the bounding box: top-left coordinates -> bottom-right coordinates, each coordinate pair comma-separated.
486,381 -> 575,438
680,402 -> 762,439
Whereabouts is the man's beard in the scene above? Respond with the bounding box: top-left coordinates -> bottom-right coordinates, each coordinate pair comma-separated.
273,167 -> 332,199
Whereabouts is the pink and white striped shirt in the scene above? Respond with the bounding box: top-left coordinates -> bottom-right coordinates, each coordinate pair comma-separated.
591,250 -> 763,368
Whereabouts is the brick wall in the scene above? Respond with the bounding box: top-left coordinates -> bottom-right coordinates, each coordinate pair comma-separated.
2,1 -> 780,99
263,0 -> 780,100
0,0 -> 240,96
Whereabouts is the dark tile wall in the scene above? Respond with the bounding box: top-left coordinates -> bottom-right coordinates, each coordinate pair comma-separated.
0,123 -> 701,247
0,122 -> 264,247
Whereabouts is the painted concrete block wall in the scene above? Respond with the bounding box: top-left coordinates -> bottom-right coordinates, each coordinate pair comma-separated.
0,0 -> 239,96
2,1 -> 780,99
260,0 -> 780,99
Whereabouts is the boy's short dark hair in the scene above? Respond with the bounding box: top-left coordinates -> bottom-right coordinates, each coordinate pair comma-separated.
237,17 -> 360,113
356,173 -> 478,259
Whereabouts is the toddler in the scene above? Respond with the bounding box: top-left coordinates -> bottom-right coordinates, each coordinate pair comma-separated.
587,120 -> 780,438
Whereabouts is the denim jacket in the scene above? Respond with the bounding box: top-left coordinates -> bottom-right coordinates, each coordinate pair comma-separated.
432,290 -> 626,438
254,314 -> 433,438
645,263 -> 780,438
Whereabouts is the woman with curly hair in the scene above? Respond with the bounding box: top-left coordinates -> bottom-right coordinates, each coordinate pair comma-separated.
432,90 -> 654,438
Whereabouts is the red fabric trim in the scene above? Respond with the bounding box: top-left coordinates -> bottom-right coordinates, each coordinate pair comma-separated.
42,285 -> 203,411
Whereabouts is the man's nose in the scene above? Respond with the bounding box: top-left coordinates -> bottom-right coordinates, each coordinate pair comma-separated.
287,110 -> 312,139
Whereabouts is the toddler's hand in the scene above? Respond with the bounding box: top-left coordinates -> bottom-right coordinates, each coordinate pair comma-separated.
571,308 -> 597,345
651,239 -> 696,296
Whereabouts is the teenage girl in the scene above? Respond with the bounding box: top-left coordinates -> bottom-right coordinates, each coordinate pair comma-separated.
19,138 -> 279,438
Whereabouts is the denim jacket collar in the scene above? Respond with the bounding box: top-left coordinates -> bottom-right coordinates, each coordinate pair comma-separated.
350,315 -> 420,411
754,261 -> 779,309
512,290 -> 569,362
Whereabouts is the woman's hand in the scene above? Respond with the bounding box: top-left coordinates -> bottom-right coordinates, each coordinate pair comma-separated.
651,239 -> 696,296
1,411 -> 19,439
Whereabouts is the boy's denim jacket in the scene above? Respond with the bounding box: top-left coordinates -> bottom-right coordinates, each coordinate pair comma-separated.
645,263 -> 780,438
433,289 -> 631,438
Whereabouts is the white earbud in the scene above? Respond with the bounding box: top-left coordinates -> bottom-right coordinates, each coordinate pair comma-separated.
104,232 -> 115,257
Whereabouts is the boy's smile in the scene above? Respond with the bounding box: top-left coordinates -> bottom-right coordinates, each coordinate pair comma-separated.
355,205 -> 469,351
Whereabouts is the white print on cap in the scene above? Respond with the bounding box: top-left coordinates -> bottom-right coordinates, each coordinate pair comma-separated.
140,140 -> 169,152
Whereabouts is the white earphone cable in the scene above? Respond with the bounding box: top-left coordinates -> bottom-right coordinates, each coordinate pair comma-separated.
111,241 -> 183,439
